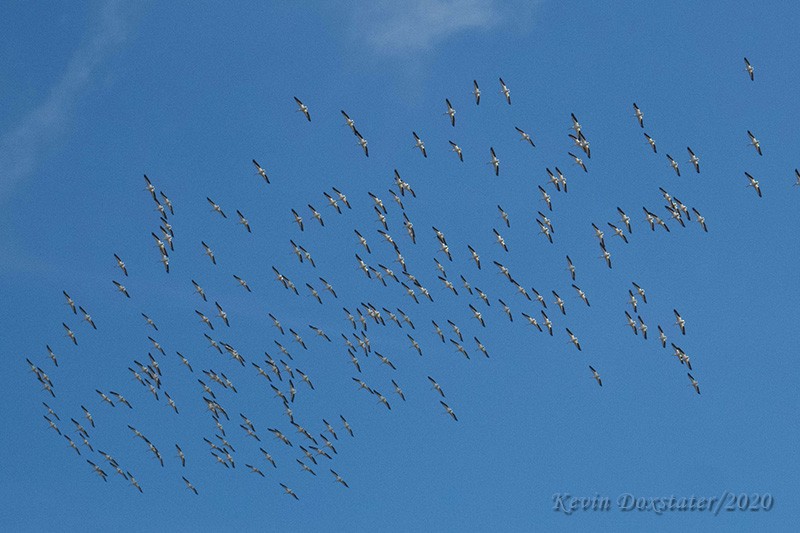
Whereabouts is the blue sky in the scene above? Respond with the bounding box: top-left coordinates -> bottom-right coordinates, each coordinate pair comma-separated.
2,1 -> 799,531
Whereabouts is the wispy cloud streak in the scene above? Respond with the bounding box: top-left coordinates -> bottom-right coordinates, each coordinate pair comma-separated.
355,0 -> 501,56
0,1 -> 131,203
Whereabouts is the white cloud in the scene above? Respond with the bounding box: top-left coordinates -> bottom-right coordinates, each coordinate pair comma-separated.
0,1 -> 132,204
355,0 -> 503,56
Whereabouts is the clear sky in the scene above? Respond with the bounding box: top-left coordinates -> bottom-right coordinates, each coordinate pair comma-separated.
2,1 -> 799,532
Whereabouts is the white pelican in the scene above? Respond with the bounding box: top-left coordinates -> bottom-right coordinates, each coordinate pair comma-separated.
441,401 -> 458,421
687,146 -> 700,173
113,254 -> 128,276
565,328 -> 581,351
538,185 -> 552,211
515,126 -> 535,147
666,154 -> 680,176
521,313 -> 542,332
747,130 -> 762,156
572,284 -> 590,306
234,274 -> 251,292
444,98 -> 456,127
607,222 -> 628,243
568,151 -> 587,172
354,128 -> 369,157
112,281 -> 130,298
633,102 -> 644,128
206,197 -> 226,218
252,159 -> 270,184
294,96 -> 310,121
448,140 -> 463,161
625,311 -> 638,335
412,131 -> 427,158
308,204 -> 324,226
644,133 -> 657,153
493,228 -> 508,251
744,57 -> 754,81
291,208 -> 304,231
674,309 -> 686,334
632,282 -> 647,303
472,79 -> 481,104
658,325 -> 667,348
201,241 -> 216,265
499,77 -> 511,105
589,365 -> 602,386
489,147 -> 500,176
744,172 -> 762,197
341,109 -> 356,131
688,373 -> 700,394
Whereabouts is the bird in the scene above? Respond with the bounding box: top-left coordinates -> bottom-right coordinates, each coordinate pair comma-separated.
744,57 -> 754,81
489,147 -> 500,176
632,282 -> 647,303
674,309 -> 686,335
63,323 -> 77,345
112,281 -> 130,298
63,290 -> 77,314
353,130 -> 369,157
428,376 -> 445,397
747,130 -> 762,156
565,328 -> 581,351
472,79 -> 481,105
182,476 -> 199,495
633,103 -> 644,128
201,241 -> 216,265
469,304 -> 486,327
589,366 -> 602,386
687,147 -> 700,173
280,483 -> 299,500
643,133 -> 657,153
441,401 -> 458,421
340,109 -> 356,131
294,96 -> 310,121
449,140 -> 464,161
308,204 -> 324,226
493,228 -> 508,251
412,131 -> 427,158
113,254 -> 128,276
666,154 -> 681,176
252,159 -> 270,184
688,373 -> 701,394
568,152 -> 587,172
206,197 -> 227,218
572,284 -> 590,306
236,210 -> 252,232
233,274 -> 252,292
499,77 -> 511,105
566,256 -> 576,281
515,126 -> 535,147
331,469 -> 349,488
291,209 -> 304,231
444,98 -> 456,127
744,172 -> 763,197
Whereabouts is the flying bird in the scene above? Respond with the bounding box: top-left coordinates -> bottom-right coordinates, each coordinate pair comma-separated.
294,96 -> 311,121
744,57 -> 754,81
472,80 -> 481,105
499,77 -> 511,105
589,366 -> 602,387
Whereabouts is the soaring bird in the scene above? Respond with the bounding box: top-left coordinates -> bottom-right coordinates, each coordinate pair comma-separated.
499,77 -> 511,105
744,57 -> 754,81
444,98 -> 456,127
589,366 -> 602,387
633,103 -> 644,128
294,96 -> 311,121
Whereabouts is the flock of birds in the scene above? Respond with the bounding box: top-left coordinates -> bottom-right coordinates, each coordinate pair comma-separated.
28,57 -> 793,499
